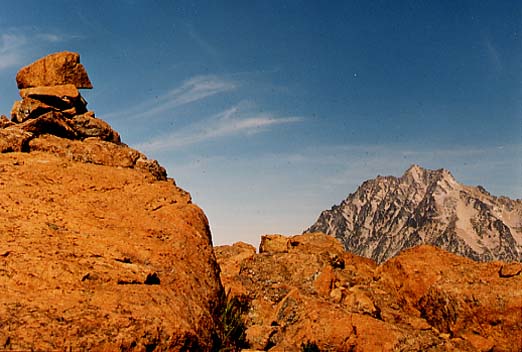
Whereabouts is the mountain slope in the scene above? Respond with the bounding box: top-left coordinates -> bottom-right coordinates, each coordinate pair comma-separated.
305,165 -> 522,263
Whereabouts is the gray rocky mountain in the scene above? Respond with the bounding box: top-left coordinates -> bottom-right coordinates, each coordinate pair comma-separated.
305,165 -> 522,263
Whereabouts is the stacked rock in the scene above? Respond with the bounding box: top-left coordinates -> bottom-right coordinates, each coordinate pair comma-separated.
0,51 -> 167,180
10,51 -> 120,143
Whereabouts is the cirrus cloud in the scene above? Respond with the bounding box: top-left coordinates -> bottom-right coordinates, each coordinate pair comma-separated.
104,75 -> 237,121
0,28 -> 80,72
136,103 -> 303,152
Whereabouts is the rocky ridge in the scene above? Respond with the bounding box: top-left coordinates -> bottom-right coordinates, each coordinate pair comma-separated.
4,52 -> 521,351
216,233 -> 522,351
0,52 -> 224,350
305,164 -> 522,263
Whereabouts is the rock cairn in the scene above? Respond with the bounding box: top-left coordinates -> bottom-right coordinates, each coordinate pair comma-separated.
0,51 -> 166,180
9,51 -> 120,143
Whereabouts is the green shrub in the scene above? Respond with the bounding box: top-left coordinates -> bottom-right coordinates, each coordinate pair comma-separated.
213,290 -> 249,352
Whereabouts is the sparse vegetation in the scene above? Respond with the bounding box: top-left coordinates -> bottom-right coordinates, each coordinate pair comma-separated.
213,290 -> 249,352
301,341 -> 321,352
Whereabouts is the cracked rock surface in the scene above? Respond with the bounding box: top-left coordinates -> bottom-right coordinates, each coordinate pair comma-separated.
216,233 -> 522,351
0,52 -> 223,350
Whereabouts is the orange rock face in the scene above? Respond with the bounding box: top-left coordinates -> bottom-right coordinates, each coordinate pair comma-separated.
20,84 -> 81,99
14,84 -> 87,121
0,152 -> 222,350
16,51 -> 93,89
216,233 -> 522,351
0,52 -> 224,350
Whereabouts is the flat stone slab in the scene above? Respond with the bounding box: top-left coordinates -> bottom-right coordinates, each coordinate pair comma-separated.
16,51 -> 93,89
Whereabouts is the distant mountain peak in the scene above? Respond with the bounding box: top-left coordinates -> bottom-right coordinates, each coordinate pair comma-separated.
305,165 -> 522,263
401,164 -> 456,185
403,163 -> 424,176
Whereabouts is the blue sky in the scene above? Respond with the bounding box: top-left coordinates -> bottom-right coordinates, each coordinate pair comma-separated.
0,1 -> 520,245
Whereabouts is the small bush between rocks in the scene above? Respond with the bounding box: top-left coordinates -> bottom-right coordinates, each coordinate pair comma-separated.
213,290 -> 249,352
301,341 -> 321,352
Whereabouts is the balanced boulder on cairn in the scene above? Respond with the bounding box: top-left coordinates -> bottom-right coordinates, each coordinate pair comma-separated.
9,51 -> 119,143
0,51 -> 167,180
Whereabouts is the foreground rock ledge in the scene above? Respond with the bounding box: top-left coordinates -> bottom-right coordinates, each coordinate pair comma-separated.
0,152 -> 222,350
216,233 -> 522,351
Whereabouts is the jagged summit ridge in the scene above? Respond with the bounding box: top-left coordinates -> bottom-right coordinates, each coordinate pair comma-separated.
305,164 -> 522,263
402,164 -> 455,183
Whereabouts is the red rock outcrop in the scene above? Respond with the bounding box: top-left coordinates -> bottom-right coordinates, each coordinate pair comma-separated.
16,51 -> 93,89
0,53 -> 224,350
216,233 -> 522,351
10,52 -> 115,141
5,52 -> 165,179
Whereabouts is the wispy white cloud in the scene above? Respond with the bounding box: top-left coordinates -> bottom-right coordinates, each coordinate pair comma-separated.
484,36 -> 502,72
136,103 -> 303,152
0,29 -> 77,71
105,75 -> 236,120
262,143 -> 522,198
35,33 -> 84,43
184,22 -> 220,58
166,76 -> 236,107
0,33 -> 27,70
